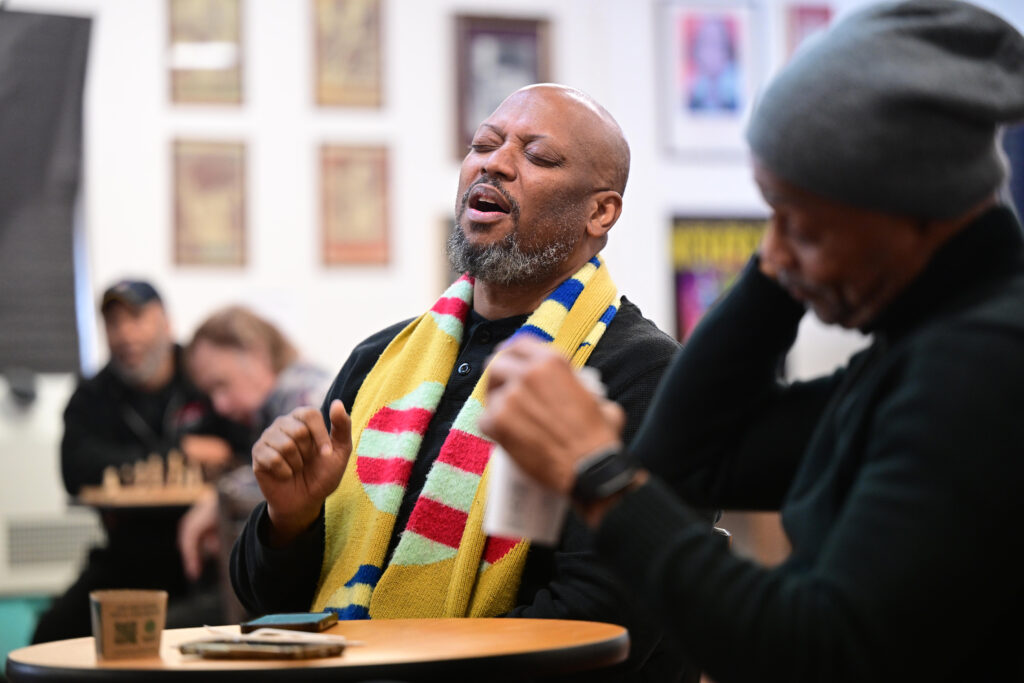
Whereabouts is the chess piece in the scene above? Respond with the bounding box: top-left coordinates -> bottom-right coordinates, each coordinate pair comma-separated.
101,466 -> 121,493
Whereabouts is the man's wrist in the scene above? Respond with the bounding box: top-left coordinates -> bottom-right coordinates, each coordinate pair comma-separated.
575,469 -> 649,528
265,505 -> 321,548
570,444 -> 637,504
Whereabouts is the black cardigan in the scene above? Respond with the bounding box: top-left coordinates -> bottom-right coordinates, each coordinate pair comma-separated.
597,206 -> 1024,683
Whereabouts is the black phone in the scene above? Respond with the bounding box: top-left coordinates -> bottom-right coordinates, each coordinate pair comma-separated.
240,611 -> 338,634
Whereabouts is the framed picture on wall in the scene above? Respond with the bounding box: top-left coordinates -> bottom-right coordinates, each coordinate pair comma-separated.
785,4 -> 832,59
672,216 -> 766,340
321,145 -> 389,265
313,0 -> 383,107
455,16 -> 550,159
168,0 -> 243,105
658,1 -> 758,156
173,140 -> 246,266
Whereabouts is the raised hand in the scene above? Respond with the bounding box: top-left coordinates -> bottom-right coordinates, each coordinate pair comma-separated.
480,337 -> 624,495
252,399 -> 352,546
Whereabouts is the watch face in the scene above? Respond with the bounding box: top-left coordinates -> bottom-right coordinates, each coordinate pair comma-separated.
572,448 -> 637,503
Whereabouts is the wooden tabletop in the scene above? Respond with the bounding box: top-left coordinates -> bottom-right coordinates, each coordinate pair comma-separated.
6,618 -> 630,682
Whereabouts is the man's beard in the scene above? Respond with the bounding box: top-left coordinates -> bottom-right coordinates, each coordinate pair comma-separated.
447,180 -> 586,286
111,336 -> 172,387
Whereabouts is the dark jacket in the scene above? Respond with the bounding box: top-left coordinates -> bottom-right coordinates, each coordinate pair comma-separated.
232,297 -> 692,681
596,206 -> 1024,683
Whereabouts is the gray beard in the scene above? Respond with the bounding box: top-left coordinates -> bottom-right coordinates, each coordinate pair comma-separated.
110,338 -> 172,388
447,210 -> 584,286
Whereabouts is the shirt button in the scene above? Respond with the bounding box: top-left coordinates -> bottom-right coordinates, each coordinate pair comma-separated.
457,362 -> 472,375
478,329 -> 491,343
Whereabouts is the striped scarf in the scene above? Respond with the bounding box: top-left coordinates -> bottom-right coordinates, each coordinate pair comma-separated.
312,256 -> 619,619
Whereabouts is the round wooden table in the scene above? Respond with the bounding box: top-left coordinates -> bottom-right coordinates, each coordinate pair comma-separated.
6,618 -> 630,682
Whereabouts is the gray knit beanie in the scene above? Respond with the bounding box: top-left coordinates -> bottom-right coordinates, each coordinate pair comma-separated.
746,0 -> 1024,219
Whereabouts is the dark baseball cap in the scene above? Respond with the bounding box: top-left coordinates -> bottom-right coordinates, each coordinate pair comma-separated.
100,280 -> 163,314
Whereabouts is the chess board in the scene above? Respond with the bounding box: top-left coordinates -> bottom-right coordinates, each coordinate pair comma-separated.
75,483 -> 213,508
74,450 -> 211,508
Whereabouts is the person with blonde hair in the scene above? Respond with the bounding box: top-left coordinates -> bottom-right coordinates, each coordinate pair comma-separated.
178,306 -> 331,598
187,306 -> 330,433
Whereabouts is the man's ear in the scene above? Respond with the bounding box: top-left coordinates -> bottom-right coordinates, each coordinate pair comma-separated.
586,191 -> 623,239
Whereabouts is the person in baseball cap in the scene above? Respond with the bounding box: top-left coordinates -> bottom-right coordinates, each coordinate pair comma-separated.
33,278 -> 247,644
99,279 -> 163,315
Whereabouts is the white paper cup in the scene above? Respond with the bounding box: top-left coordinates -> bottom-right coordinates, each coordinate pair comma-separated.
89,589 -> 167,659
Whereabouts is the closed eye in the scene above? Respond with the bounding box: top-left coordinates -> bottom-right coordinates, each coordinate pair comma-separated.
526,152 -> 560,167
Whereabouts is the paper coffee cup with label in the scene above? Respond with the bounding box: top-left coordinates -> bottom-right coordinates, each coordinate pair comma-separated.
89,589 -> 167,659
484,367 -> 607,545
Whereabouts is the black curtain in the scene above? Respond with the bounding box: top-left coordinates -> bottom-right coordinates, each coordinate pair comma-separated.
0,9 -> 91,372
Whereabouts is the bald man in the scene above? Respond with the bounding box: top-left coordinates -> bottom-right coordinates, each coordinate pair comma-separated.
230,85 -> 687,680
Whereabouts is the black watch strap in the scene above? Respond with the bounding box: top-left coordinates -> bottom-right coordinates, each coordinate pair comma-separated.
571,446 -> 640,504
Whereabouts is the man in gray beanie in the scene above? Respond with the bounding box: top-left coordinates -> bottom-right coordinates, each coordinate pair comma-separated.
477,1 -> 1024,681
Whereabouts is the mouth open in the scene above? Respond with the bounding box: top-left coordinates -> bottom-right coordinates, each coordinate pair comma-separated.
466,184 -> 512,222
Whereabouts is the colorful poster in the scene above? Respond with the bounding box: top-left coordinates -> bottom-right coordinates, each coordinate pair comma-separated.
673,217 -> 766,339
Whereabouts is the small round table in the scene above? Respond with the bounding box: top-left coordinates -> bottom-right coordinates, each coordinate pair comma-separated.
7,618 -> 630,682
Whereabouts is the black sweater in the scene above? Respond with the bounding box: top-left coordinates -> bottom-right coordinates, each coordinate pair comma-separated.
231,297 -> 690,681
596,206 -> 1024,682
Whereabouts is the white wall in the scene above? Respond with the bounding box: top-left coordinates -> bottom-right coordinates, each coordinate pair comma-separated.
7,0 -> 1023,373
2,0 -> 1023,553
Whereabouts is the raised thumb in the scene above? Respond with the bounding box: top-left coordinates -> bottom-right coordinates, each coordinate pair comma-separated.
328,399 -> 352,453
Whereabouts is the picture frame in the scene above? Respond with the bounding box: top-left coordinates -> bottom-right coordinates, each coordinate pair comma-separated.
784,4 -> 832,60
454,16 -> 551,159
173,140 -> 246,266
658,1 -> 758,157
321,145 -> 389,265
313,0 -> 383,107
672,216 -> 766,340
167,0 -> 243,105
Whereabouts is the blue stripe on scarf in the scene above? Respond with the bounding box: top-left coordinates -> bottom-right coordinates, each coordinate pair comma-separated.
327,605 -> 371,620
344,564 -> 383,588
599,304 -> 617,325
548,278 -> 584,310
514,324 -> 555,342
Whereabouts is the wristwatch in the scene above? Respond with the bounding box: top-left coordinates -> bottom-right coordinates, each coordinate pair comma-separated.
570,445 -> 640,504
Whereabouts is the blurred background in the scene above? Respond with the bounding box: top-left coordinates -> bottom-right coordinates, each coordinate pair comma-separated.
1,0 -> 1022,661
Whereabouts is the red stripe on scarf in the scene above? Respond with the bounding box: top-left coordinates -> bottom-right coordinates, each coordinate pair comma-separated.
357,456 -> 414,486
483,536 -> 518,565
431,297 -> 470,319
437,429 -> 492,475
367,406 -> 433,434
405,497 -> 467,549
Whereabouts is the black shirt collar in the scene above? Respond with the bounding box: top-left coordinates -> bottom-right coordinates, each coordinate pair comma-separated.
866,205 -> 1024,339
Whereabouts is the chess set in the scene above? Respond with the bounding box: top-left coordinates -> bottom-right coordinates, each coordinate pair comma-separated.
76,451 -> 212,508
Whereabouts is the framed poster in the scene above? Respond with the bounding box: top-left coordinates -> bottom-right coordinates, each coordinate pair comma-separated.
168,0 -> 243,104
785,4 -> 832,59
455,16 -> 550,158
314,0 -> 383,107
321,145 -> 389,265
658,1 -> 758,156
173,140 -> 246,266
672,216 -> 766,340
